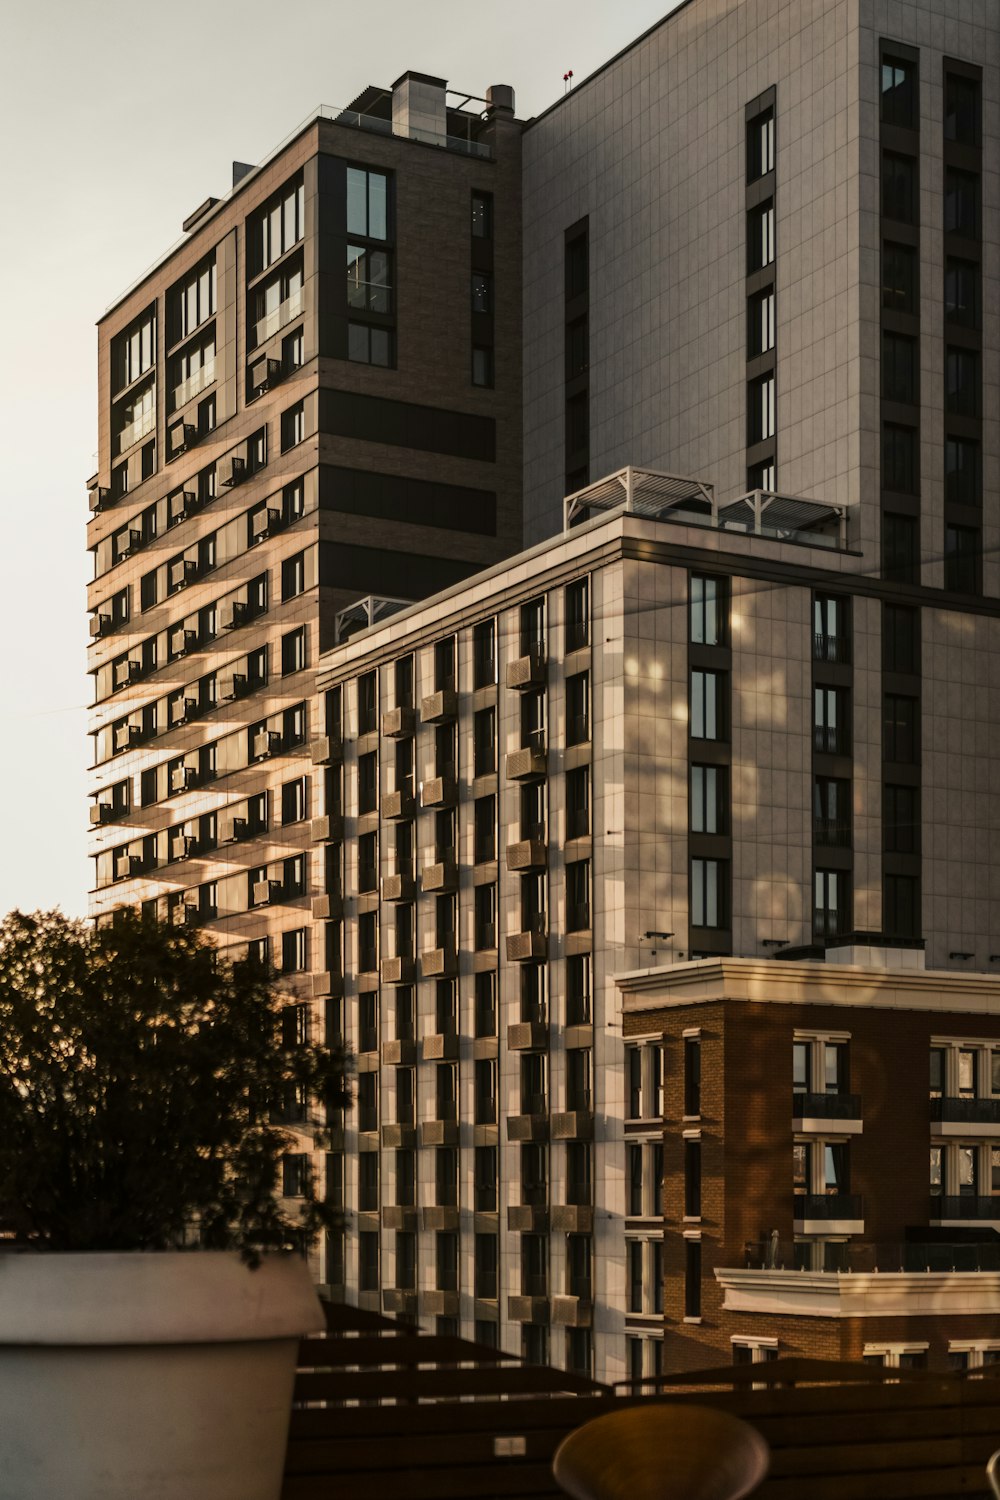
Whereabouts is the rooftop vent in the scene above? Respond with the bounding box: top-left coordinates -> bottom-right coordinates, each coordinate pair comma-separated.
232,161 -> 255,187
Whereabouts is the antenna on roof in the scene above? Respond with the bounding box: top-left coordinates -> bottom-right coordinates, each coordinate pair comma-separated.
563,70 -> 574,94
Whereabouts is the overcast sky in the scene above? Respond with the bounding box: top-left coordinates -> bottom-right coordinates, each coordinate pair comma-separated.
0,0 -> 678,919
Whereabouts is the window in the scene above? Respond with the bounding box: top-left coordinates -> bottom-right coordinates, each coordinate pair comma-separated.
747,200 -> 775,273
473,707 -> 496,777
283,327 -> 304,373
347,323 -> 392,366
347,243 -> 391,313
880,54 -> 916,128
690,765 -> 727,835
473,620 -> 496,686
474,883 -> 497,950
945,437 -> 980,507
814,869 -> 848,940
167,259 -> 216,347
684,1239 -> 701,1318
883,604 -> 918,674
474,1145 -> 497,1212
280,401 -> 306,451
282,1154 -> 308,1197
684,1036 -> 701,1117
434,636 -> 456,691
111,306 -> 156,393
250,176 -> 305,276
884,873 -> 920,940
945,259 -> 979,328
691,670 -> 725,741
281,552 -> 306,600
747,457 -> 776,493
358,832 -> 377,894
359,1231 -> 379,1292
358,910 -> 378,973
884,784 -> 918,855
566,316 -> 588,380
882,331 -> 917,404
882,152 -> 917,224
944,168 -> 980,238
690,575 -> 727,645
358,1152 -> 379,1211
168,333 -> 215,412
944,72 -> 980,146
747,286 -> 775,357
474,972 -> 497,1038
814,777 -> 850,847
565,577 -> 590,651
471,191 -> 492,238
252,262 -> 303,346
747,371 -> 776,445
566,229 -> 588,300
882,243 -> 917,313
944,525 -> 980,594
475,1234 -> 498,1300
471,346 -> 493,387
882,513 -> 918,583
566,861 -> 590,932
566,766 -> 590,840
691,858 -> 728,929
684,1139 -> 702,1218
346,167 -> 389,240
864,1344 -> 927,1371
814,595 -> 849,664
946,347 -> 980,418
747,107 -> 775,181
281,627 -> 306,675
281,778 -> 307,825
813,686 -> 848,756
566,955 -> 591,1025
471,272 -> 492,314
566,672 -> 590,745
884,695 -> 918,764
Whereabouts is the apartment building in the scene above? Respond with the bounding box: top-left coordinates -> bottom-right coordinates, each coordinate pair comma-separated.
621,954 -> 1000,1377
87,0 -> 1000,1382
86,80 -> 521,1033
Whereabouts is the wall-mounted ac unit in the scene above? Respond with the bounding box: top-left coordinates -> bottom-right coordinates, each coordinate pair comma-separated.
171,834 -> 197,862
113,724 -> 141,753
250,357 -> 282,397
252,729 -> 282,761
113,659 -> 141,689
90,614 -> 112,639
221,672 -> 248,701
169,627 -> 198,657
223,600 -> 247,631
89,486 -> 111,513
168,422 -> 197,460
115,853 -> 141,881
172,901 -> 198,927
221,456 -> 246,488
115,529 -> 142,560
222,816 -> 248,844
89,803 -> 112,826
170,558 -> 198,590
251,508 -> 281,542
169,764 -> 196,794
252,879 -> 282,907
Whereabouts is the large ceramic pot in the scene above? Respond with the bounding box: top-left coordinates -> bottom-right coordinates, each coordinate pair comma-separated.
0,1249 -> 323,1500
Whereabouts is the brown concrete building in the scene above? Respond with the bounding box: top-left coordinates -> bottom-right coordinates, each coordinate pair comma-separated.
622,955 -> 1000,1378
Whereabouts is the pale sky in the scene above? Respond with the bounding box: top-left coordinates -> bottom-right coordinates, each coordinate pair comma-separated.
0,0 -> 679,919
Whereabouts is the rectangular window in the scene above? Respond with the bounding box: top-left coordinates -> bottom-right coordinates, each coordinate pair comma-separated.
473,619 -> 496,687
884,873 -> 920,940
684,1139 -> 702,1218
747,200 -> 775,273
684,1239 -> 701,1318
690,765 -> 727,835
882,243 -> 917,314
884,695 -> 918,764
474,1145 -> 497,1212
566,672 -> 590,745
814,595 -> 850,664
690,575 -> 727,645
167,259 -> 216,347
747,372 -> 776,445
880,55 -> 917,128
814,869 -> 849,940
945,72 -> 980,146
347,323 -> 393,367
684,1037 -> 701,1116
747,286 -> 775,358
945,347 -> 980,418
881,423 -> 917,494
944,525 -> 980,594
280,777 -> 307,825
884,784 -> 918,855
566,766 -> 590,840
813,686 -> 848,756
883,603 -> 918,675
346,243 -> 392,313
565,577 -> 590,651
281,552 -> 306,600
882,512 -> 918,584
471,272 -> 492,314
280,400 -> 306,451
747,458 -> 776,493
471,191 -> 493,238
814,777 -> 850,847
944,167 -> 980,238
945,258 -> 980,328
474,793 -> 496,863
471,347 -> 493,388
691,858 -> 727,929
281,627 -> 306,675
566,861 -> 590,933
346,167 -> 388,241
747,108 -> 775,181
882,331 -> 917,405
882,152 -> 917,224
691,670 -> 725,741
945,436 -> 980,507
566,954 -> 591,1025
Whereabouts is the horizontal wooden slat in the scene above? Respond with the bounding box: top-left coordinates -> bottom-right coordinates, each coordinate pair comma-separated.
298,1333 -> 519,1368
288,1394 -> 612,1442
650,1356 -> 942,1390
286,1427 -> 564,1475
294,1363 -> 602,1403
752,1403 -> 972,1448
756,1462 -> 986,1500
320,1299 -> 417,1334
283,1460 -> 560,1500
768,1434 -> 965,1479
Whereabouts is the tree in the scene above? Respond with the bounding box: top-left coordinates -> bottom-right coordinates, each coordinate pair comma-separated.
0,909 -> 350,1259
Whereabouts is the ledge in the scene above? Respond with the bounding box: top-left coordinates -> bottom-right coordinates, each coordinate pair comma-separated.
715,1267 -> 1000,1319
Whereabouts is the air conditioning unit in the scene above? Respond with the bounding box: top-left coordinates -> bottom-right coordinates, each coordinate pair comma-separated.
170,696 -> 199,726
170,833 -> 197,862
89,486 -> 111,513
223,600 -> 247,631
221,672 -> 248,701
251,508 -> 281,542
115,853 -> 141,881
169,626 -> 198,658
113,659 -> 142,690
170,558 -> 198,590
252,879 -> 282,907
113,723 -> 141,753
89,802 -> 112,826
168,422 -> 197,460
89,614 -> 112,639
115,529 -> 142,560
171,901 -> 199,928
220,456 -> 246,488
250,357 -> 282,397
252,729 -> 282,761
169,764 -> 197,794
222,816 -> 248,844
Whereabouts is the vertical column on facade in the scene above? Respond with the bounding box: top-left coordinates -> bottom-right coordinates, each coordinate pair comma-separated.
745,89 -> 777,494
688,574 -> 732,958
812,593 -> 854,944
564,219 -> 590,497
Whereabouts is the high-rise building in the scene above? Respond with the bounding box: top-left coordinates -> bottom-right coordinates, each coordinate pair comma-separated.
88,0 -> 1000,1383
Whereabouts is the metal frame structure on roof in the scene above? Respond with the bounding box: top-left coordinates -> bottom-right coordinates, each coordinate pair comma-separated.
334,595 -> 413,645
718,488 -> 847,549
563,466 -> 717,531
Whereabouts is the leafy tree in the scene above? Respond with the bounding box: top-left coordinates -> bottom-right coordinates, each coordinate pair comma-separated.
0,909 -> 350,1259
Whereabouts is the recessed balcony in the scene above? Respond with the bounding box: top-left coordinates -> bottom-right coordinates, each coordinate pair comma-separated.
931,1097 -> 1000,1134
793,1193 -> 864,1234
792,1091 -> 863,1134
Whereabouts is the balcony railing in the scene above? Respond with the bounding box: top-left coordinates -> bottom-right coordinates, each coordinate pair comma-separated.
792,1091 -> 862,1121
743,1240 -> 1000,1273
814,819 -> 851,848
932,1195 -> 1000,1220
931,1097 -> 1000,1125
326,105 -> 493,160
254,287 -> 303,347
813,726 -> 849,756
115,404 -> 155,454
347,279 -> 392,314
170,359 -> 215,411
794,1193 -> 863,1221
813,632 -> 850,664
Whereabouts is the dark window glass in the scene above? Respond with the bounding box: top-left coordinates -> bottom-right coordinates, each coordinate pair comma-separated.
566,954 -> 591,1025
471,191 -> 493,238
944,525 -> 980,594
566,316 -> 589,380
882,242 -> 917,313
684,1037 -> 701,1117
882,331 -> 917,404
566,391 -> 589,454
814,777 -> 851,847
471,346 -> 493,388
565,232 -> 588,301
747,372 -> 776,445
690,575 -> 727,645
945,259 -> 980,328
944,168 -> 980,238
882,423 -> 917,494
684,1239 -> 701,1318
473,620 -> 496,687
684,1139 -> 702,1217
945,73 -> 980,146
814,869 -> 849,940
884,695 -> 918,764
565,577 -> 590,650
882,512 -> 919,584
884,783 -> 918,855
690,765 -> 728,835
747,200 -> 775,273
885,872 -> 920,940
945,347 -> 980,418
881,55 -> 917,128
471,273 -> 492,314
883,604 -> 918,675
813,686 -> 849,756
945,436 -> 980,507
691,857 -> 728,929
746,107 -> 775,181
882,152 -> 917,224
566,672 -> 590,745
747,286 -> 775,357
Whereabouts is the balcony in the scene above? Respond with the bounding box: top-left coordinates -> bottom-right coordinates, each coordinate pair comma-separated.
794,1193 -> 864,1233
931,1195 -> 1000,1223
422,1033 -> 459,1061
421,775 -> 458,809
171,359 -> 215,411
115,403 -> 155,455
421,856 -> 458,893
507,1021 -> 549,1051
931,1097 -> 1000,1133
506,839 -> 547,872
420,945 -> 457,979
506,741 -> 547,781
506,926 -> 547,962
551,1295 -> 593,1329
383,788 -> 415,820
381,871 -> 416,902
792,1092 -> 863,1133
507,1205 -> 549,1233
814,632 -> 850,664
506,646 -> 547,690
552,1110 -> 594,1142
380,956 -> 415,986
420,689 -> 458,724
814,819 -> 851,849
253,287 -> 303,348
381,706 -> 416,738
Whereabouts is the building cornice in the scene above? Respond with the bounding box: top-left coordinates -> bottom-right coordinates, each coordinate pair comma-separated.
716,1267 -> 1000,1320
617,957 -> 1000,1016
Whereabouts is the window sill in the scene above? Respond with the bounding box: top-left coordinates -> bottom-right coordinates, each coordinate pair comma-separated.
683,1316 -> 703,1325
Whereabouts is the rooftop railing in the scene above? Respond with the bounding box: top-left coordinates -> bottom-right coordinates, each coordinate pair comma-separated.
744,1239 -> 1000,1273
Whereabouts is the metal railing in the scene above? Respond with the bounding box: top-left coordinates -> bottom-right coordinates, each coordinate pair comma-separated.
932,1097 -> 1000,1125
794,1193 -> 863,1220
932,1195 -> 1000,1221
170,359 -> 215,411
253,287 -> 303,347
814,632 -> 851,664
792,1091 -> 862,1120
744,1239 -> 1000,1274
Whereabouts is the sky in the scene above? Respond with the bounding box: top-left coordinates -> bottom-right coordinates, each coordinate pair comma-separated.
0,0 -> 679,920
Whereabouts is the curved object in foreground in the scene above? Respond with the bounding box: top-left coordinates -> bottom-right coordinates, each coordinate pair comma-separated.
553,1402 -> 770,1500
0,1250 -> 324,1500
987,1448 -> 1000,1499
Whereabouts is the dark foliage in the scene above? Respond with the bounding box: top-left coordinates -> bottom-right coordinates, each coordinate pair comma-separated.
0,909 -> 350,1258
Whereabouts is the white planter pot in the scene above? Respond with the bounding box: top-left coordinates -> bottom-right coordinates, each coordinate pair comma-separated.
0,1250 -> 324,1500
